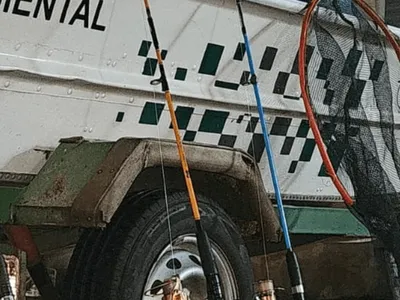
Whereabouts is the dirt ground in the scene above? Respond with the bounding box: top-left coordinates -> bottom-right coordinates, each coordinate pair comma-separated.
251,237 -> 391,300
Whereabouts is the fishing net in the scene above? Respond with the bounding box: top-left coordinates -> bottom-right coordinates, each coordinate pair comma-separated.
299,0 -> 400,265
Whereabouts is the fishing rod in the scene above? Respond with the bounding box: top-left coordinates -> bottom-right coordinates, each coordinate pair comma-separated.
142,1 -> 223,299
235,1 -> 305,299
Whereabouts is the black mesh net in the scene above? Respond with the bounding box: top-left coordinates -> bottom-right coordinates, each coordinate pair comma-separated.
304,0 -> 400,264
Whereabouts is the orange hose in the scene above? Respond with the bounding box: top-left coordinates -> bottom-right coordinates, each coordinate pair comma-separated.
4,225 -> 40,265
353,0 -> 400,59
299,0 -> 354,206
299,0 -> 400,206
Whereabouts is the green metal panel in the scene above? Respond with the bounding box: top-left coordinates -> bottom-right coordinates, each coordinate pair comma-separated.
0,137 -> 370,237
0,187 -> 25,223
15,141 -> 113,209
279,205 -> 370,236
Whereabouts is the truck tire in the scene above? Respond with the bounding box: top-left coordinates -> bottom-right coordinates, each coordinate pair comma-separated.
62,190 -> 254,299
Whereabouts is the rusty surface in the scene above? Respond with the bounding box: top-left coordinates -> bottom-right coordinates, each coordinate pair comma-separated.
237,220 -> 260,238
71,138 -> 140,225
43,176 -> 66,201
9,137 -> 281,242
93,138 -> 281,240
22,141 -> 112,208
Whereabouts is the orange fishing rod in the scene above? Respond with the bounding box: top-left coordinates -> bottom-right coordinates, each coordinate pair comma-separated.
142,1 -> 223,299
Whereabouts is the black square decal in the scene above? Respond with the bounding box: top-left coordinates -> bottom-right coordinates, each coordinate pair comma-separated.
199,110 -> 229,134
116,112 -> 125,122
280,137 -> 295,155
169,106 -> 194,130
296,120 -> 310,138
218,135 -> 237,148
289,161 -> 298,173
233,42 -> 246,61
175,68 -> 187,81
299,139 -> 316,162
246,117 -> 259,133
183,131 -> 197,142
247,133 -> 265,162
345,79 -> 366,108
142,58 -> 158,76
138,40 -> 152,57
270,117 -> 292,136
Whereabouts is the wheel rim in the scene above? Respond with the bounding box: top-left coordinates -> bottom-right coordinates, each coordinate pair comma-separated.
143,234 -> 239,299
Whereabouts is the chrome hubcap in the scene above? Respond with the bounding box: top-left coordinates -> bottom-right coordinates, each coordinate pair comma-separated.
143,234 -> 238,299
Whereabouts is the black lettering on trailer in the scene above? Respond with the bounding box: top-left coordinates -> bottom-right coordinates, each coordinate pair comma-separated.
68,0 -> 105,31
13,0 -> 31,17
0,0 -> 12,12
33,0 -> 55,21
0,0 -> 106,31
68,0 -> 90,28
91,0 -> 105,31
59,0 -> 70,23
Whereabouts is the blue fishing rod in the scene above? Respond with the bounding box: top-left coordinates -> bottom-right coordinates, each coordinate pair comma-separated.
235,1 -> 305,299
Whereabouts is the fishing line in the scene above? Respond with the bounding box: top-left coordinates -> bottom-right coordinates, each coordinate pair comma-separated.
140,7 -> 176,277
235,1 -> 305,299
237,36 -> 271,280
244,90 -> 271,281
142,1 -> 224,299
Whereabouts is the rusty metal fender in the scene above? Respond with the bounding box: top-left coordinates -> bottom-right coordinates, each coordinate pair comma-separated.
11,137 -> 281,241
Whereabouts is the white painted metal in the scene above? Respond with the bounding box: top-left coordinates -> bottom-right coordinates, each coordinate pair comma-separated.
0,0 -> 398,200
249,0 -> 306,14
250,0 -> 399,35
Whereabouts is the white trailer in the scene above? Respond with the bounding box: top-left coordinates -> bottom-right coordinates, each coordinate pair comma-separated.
0,0 -> 397,299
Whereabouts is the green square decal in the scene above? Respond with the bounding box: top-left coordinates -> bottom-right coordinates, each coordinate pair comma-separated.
199,43 -> 224,76
115,112 -> 125,122
175,68 -> 188,81
296,120 -> 310,138
199,110 -> 229,134
169,106 -> 194,129
142,58 -> 158,76
183,131 -> 196,142
299,139 -> 316,162
139,102 -> 165,125
138,40 -> 152,57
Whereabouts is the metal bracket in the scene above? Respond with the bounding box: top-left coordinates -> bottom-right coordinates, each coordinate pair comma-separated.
0,173 -> 35,187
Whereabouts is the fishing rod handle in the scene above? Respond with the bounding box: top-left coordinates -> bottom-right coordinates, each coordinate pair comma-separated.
195,221 -> 224,300
286,250 -> 305,300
